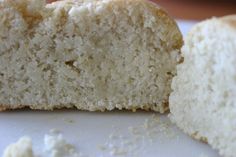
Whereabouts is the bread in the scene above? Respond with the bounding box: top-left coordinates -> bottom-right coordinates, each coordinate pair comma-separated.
169,15 -> 236,157
0,0 -> 182,112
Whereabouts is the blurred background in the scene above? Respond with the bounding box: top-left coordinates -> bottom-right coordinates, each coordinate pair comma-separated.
47,0 -> 236,20
151,0 -> 236,20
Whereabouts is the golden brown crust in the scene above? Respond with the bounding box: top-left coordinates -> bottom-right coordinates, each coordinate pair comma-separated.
0,105 -> 26,111
220,15 -> 236,29
0,106 -> 8,111
174,125 -> 209,144
47,0 -> 183,50
0,103 -> 162,112
146,0 -> 183,50
0,104 -> 73,111
191,132 -> 208,144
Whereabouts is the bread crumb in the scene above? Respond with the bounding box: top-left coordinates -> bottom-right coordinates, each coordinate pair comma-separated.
3,136 -> 34,157
98,114 -> 178,156
2,130 -> 88,157
44,133 -> 85,157
63,118 -> 75,124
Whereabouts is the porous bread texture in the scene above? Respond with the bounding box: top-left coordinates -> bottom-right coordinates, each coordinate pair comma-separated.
0,0 -> 182,112
169,15 -> 236,157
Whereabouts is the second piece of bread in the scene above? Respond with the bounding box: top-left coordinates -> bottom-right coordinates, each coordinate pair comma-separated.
170,15 -> 236,157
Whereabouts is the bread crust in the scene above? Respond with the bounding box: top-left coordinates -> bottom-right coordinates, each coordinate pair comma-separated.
220,15 -> 236,28
48,0 -> 183,49
0,105 -> 25,111
0,103 -> 169,112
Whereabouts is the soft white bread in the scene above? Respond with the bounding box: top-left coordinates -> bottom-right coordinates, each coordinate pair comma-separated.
0,0 -> 182,112
169,15 -> 236,157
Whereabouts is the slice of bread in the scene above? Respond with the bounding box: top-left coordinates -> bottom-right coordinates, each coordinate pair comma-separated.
0,0 -> 182,112
169,15 -> 236,157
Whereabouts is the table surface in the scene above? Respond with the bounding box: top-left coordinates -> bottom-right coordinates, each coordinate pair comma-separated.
47,0 -> 236,20
152,0 -> 236,20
